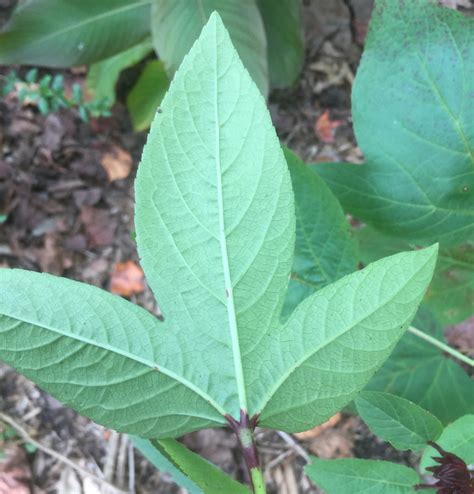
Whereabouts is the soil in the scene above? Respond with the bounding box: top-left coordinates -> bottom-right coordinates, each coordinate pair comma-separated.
0,1 -> 472,493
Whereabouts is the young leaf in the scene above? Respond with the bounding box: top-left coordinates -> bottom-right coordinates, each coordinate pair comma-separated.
282,149 -> 358,318
0,0 -> 151,67
131,437 -> 251,493
315,1 -> 474,246
355,391 -> 443,451
127,60 -> 169,131
420,415 -> 474,473
151,0 -> 269,96
0,14 -> 437,440
367,308 -> 474,424
257,0 -> 304,87
305,458 -> 420,494
87,39 -> 153,104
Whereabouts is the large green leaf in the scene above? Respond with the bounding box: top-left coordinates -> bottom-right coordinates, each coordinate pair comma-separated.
257,0 -> 304,87
367,308 -> 474,424
0,15 -> 437,440
151,0 -> 269,96
0,0 -> 151,67
356,227 -> 474,326
282,149 -> 358,318
132,437 -> 250,493
305,458 -> 420,494
126,60 -> 170,131
315,1 -> 474,246
420,415 -> 474,472
87,39 -> 153,104
355,392 -> 443,451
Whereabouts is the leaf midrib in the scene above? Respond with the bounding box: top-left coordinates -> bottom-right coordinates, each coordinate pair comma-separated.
258,254 -> 433,415
7,1 -> 151,46
0,310 -> 227,418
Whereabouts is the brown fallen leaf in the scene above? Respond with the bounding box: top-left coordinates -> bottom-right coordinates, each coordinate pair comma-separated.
100,145 -> 133,182
80,207 -> 117,248
0,445 -> 31,494
315,110 -> 344,144
294,413 -> 342,441
110,261 -> 145,297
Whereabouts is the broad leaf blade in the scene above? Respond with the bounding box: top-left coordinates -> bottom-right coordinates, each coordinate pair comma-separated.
87,39 -> 153,104
316,1 -> 474,245
420,415 -> 474,472
282,149 -> 358,318
256,246 -> 438,432
368,308 -> 474,424
355,392 -> 443,451
257,0 -> 304,87
126,60 -> 169,131
151,0 -> 269,96
0,0 -> 151,67
0,271 -> 225,437
306,458 -> 419,494
136,13 -> 294,419
151,439 -> 251,494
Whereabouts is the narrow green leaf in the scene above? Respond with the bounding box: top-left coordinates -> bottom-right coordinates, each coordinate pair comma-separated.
87,39 -> 153,104
151,438 -> 251,494
305,458 -> 420,494
131,437 -> 203,494
257,0 -> 304,87
151,0 -> 269,96
355,391 -> 443,451
257,246 -> 438,432
282,149 -> 358,318
0,0 -> 151,67
126,60 -> 169,131
420,415 -> 474,472
368,308 -> 474,424
315,1 -> 474,246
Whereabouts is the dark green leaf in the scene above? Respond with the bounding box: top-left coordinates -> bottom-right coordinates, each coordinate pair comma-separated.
0,0 -> 151,67
315,1 -> 474,246
126,60 -> 169,131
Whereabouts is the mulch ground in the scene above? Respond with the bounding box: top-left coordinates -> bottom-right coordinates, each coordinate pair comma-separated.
1,1 -> 471,493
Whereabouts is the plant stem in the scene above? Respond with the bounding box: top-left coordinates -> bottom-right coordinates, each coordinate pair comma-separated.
227,411 -> 266,494
408,326 -> 474,367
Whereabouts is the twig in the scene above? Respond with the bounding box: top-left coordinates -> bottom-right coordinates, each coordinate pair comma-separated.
0,411 -> 127,494
276,431 -> 310,463
127,440 -> 135,494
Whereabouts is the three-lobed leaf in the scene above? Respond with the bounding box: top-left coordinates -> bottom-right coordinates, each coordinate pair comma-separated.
315,0 -> 474,246
355,391 -> 443,451
305,458 -> 420,494
0,0 -> 151,67
0,14 -> 438,440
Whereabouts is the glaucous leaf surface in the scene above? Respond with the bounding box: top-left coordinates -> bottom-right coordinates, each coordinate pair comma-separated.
282,149 -> 358,319
257,0 -> 304,87
305,458 -> 419,494
131,437 -> 204,494
127,60 -> 169,131
355,392 -> 443,451
151,0 -> 268,96
315,0 -> 474,246
0,15 -> 437,439
0,0 -> 151,67
420,415 -> 474,472
87,39 -> 153,104
367,308 -> 474,424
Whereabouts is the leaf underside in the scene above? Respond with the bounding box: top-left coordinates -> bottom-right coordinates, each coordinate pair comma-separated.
0,14 -> 438,439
